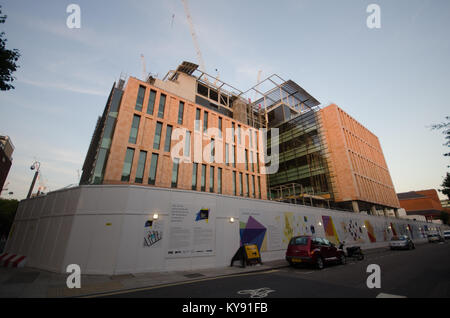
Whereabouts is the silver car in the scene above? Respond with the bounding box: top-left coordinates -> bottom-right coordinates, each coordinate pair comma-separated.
389,235 -> 415,250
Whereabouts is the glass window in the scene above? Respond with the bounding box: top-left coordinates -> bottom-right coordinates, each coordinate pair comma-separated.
252,175 -> 255,197
158,94 -> 166,118
192,163 -> 198,190
209,166 -> 214,192
129,115 -> 140,144
237,125 -> 241,144
203,111 -> 208,133
245,149 -> 248,171
185,131 -> 191,157
147,89 -> 157,115
250,151 -> 254,172
210,138 -> 215,163
148,153 -> 158,185
135,85 -> 145,111
121,148 -> 135,181
135,150 -> 147,183
153,122 -> 162,150
239,172 -> 243,196
218,117 -> 222,138
178,101 -> 184,124
201,164 -> 206,191
195,108 -> 201,131
232,145 -> 236,168
218,168 -> 222,194
258,176 -> 261,198
231,123 -> 235,143
225,143 -> 229,166
171,158 -> 179,188
233,171 -> 237,196
164,125 -> 173,152
245,174 -> 249,197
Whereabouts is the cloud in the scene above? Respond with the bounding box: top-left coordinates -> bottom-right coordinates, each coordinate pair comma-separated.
18,77 -> 107,96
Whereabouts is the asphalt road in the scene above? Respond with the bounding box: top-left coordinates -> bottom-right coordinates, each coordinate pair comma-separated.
99,241 -> 450,298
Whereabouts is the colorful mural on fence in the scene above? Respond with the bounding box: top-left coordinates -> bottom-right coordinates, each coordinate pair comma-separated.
322,215 -> 340,244
239,216 -> 267,252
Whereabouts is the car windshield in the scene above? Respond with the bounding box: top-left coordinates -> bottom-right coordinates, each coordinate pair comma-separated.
391,236 -> 400,241
290,237 -> 309,246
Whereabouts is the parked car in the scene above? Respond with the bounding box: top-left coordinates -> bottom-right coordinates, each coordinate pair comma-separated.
443,230 -> 450,240
286,235 -> 346,270
389,235 -> 415,250
428,233 -> 445,243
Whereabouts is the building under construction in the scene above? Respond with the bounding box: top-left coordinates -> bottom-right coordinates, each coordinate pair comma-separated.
81,61 -> 400,214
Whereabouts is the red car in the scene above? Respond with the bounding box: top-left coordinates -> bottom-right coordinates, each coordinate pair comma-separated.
286,236 -> 346,269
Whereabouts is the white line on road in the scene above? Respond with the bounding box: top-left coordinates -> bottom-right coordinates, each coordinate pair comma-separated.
376,293 -> 407,298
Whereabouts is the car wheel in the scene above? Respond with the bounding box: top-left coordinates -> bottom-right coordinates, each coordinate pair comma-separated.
316,257 -> 324,270
339,254 -> 346,265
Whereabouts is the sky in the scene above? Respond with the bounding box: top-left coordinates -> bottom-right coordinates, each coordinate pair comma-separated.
0,0 -> 449,200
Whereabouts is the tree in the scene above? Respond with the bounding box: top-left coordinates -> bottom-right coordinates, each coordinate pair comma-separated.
0,6 -> 20,91
441,172 -> 450,200
439,211 -> 449,225
430,116 -> 450,158
0,198 -> 18,238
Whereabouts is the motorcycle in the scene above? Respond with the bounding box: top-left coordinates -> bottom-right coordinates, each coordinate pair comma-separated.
338,241 -> 364,261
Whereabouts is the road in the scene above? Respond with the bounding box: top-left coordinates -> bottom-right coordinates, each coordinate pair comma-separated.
98,241 -> 450,298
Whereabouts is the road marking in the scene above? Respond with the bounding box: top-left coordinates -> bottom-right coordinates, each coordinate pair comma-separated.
237,287 -> 275,298
81,269 -> 279,298
376,293 -> 407,298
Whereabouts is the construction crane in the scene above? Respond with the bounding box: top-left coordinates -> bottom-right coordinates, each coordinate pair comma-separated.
181,0 -> 208,82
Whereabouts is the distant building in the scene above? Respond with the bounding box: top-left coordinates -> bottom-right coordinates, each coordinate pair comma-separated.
397,189 -> 448,221
0,135 -> 14,194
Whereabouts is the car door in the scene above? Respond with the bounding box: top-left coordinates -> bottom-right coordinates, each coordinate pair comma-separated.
316,238 -> 330,260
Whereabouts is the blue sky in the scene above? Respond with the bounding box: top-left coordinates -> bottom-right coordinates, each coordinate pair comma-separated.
0,0 -> 449,200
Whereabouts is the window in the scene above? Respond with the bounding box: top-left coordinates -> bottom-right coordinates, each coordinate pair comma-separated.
258,176 -> 261,198
225,143 -> 229,166
239,173 -> 243,196
237,125 -> 241,144
249,129 -> 253,148
252,175 -> 255,197
148,153 -> 158,185
218,168 -> 222,194
147,90 -> 157,115
195,108 -> 201,131
135,85 -> 145,111
210,138 -> 215,163
231,123 -> 235,143
158,94 -> 166,118
171,158 -> 180,188
233,171 -> 237,196
164,125 -> 173,152
129,115 -> 140,144
245,174 -> 249,197
203,111 -> 208,133
218,117 -> 223,138
201,164 -> 206,191
209,166 -> 214,192
245,149 -> 248,171
135,151 -> 147,183
153,122 -> 163,150
232,145 -> 236,168
185,131 -> 191,157
178,101 -> 184,124
121,148 -> 135,181
192,163 -> 198,190
250,151 -> 254,172
197,82 -> 208,97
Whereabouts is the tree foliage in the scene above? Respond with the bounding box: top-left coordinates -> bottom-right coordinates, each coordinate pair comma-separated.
0,6 -> 20,91
430,116 -> 450,158
0,198 -> 18,238
441,172 -> 450,201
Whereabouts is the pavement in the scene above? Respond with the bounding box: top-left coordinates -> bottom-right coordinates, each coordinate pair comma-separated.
0,246 -> 392,298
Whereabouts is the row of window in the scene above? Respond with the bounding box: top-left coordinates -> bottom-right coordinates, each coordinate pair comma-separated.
129,114 -> 260,173
120,147 -> 262,198
135,85 -> 258,147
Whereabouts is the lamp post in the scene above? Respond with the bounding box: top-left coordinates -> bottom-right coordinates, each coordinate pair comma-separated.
27,161 -> 40,199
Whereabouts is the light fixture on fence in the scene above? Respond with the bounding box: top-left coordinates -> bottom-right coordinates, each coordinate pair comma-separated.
153,213 -> 159,220
318,222 -> 323,226
229,217 -> 235,223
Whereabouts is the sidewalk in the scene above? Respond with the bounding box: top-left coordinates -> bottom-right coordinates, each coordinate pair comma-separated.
0,259 -> 289,298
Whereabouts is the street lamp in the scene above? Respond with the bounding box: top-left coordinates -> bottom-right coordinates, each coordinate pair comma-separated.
27,161 -> 40,199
